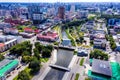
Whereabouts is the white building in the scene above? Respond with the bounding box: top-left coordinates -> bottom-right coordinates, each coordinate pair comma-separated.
0,35 -> 23,52
0,22 -> 11,29
33,13 -> 43,20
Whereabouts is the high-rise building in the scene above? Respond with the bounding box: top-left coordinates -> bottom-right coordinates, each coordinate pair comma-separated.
58,6 -> 65,19
28,5 -> 44,24
70,5 -> 75,13
32,13 -> 44,24
79,10 -> 88,18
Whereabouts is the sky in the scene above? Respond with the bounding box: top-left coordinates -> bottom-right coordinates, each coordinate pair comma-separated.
0,0 -> 120,2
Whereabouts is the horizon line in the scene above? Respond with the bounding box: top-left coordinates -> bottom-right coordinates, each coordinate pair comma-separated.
0,2 -> 120,3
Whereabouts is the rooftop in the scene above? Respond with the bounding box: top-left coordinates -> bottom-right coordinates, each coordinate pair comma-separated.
0,43 -> 4,47
92,59 -> 112,77
0,59 -> 19,77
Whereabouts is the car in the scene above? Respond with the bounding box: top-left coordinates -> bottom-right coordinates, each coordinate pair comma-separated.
6,74 -> 11,78
16,66 -> 21,70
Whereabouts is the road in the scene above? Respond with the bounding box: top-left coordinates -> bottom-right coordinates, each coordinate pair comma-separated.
64,56 -> 87,80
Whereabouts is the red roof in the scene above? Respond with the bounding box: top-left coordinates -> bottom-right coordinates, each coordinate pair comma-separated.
24,27 -> 33,32
0,43 -> 4,47
34,29 -> 41,33
37,31 -> 58,40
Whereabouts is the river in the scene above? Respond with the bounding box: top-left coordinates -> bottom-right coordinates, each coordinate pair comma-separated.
44,49 -> 73,80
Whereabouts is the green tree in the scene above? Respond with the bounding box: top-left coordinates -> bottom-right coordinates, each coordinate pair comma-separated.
29,57 -> 40,74
17,70 -> 30,80
33,48 -> 40,60
42,48 -> 51,58
35,42 -> 43,52
10,41 -> 32,57
45,45 -> 53,52
0,54 -> 4,61
90,49 -> 108,60
22,56 -> 32,63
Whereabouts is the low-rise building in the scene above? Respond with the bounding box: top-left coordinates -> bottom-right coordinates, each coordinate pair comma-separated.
109,29 -> 117,35
88,59 -> 112,79
0,22 -> 11,29
3,28 -> 19,35
108,18 -> 120,27
19,32 -> 35,38
0,35 -> 23,52
24,27 -> 34,33
62,38 -> 71,46
114,24 -> 120,32
85,21 -> 95,31
77,49 -> 88,56
0,43 -> 5,52
93,38 -> 106,50
0,59 -> 19,80
37,31 -> 59,42
90,30 -> 105,40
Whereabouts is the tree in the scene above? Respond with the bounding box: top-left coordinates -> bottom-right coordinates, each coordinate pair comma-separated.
10,41 -> 32,57
42,48 -> 51,58
35,42 -> 43,52
17,70 -> 30,80
79,37 -> 84,43
108,35 -> 117,51
29,57 -> 40,74
45,45 -> 53,52
0,54 -> 4,61
90,49 -> 108,60
22,56 -> 32,63
33,48 -> 40,60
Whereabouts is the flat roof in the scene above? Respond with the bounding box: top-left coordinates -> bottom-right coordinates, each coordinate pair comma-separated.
5,39 -> 17,45
92,59 -> 112,77
0,59 -> 19,77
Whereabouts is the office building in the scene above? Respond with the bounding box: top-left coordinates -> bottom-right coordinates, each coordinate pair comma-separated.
58,6 -> 65,19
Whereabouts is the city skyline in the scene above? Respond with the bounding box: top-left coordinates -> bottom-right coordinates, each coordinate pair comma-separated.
0,0 -> 120,3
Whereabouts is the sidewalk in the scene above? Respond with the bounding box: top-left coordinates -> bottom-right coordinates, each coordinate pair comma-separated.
7,64 -> 28,80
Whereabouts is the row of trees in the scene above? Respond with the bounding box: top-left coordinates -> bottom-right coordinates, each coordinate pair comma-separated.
62,20 -> 87,30
109,35 -> 117,50
100,14 -> 120,21
90,49 -> 108,60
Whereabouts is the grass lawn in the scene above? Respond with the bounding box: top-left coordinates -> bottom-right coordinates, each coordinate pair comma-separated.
52,26 -> 59,31
52,26 -> 62,42
85,77 -> 92,80
40,58 -> 49,63
18,30 -> 24,32
74,50 -> 78,55
65,28 -> 77,46
80,58 -> 85,66
77,43 -> 82,46
79,32 -> 84,37
75,73 -> 80,80
88,14 -> 96,19
81,45 -> 91,48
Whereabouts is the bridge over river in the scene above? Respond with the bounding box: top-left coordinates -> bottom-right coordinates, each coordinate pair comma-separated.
44,49 -> 73,80
49,64 -> 70,71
